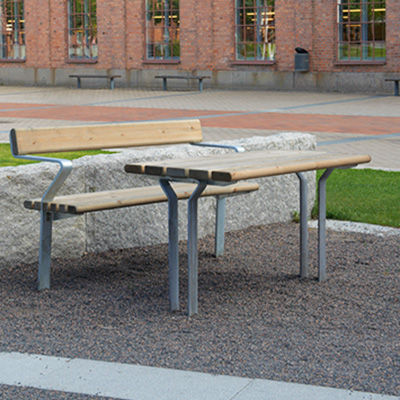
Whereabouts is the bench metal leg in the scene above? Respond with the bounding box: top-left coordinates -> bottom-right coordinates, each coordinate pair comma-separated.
394,81 -> 399,96
110,78 -> 115,90
199,79 -> 203,92
163,78 -> 167,91
214,196 -> 226,257
38,210 -> 53,290
160,179 -> 180,311
77,77 -> 82,89
296,172 -> 309,278
318,168 -> 334,282
187,182 -> 207,316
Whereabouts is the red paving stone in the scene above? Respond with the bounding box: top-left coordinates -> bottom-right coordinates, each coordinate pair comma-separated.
1,103 -> 400,135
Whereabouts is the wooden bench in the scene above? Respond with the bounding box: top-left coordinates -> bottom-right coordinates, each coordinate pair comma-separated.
69,74 -> 121,90
155,75 -> 211,92
385,78 -> 400,96
10,119 -> 259,296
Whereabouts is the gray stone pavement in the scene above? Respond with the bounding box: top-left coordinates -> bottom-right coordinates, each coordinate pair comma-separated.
1,86 -> 399,170
0,87 -> 399,399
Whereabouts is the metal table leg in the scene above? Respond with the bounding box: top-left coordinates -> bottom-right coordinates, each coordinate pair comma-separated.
38,210 -> 53,290
159,179 -> 180,311
296,172 -> 308,278
214,196 -> 226,257
187,182 -> 207,316
318,168 -> 334,282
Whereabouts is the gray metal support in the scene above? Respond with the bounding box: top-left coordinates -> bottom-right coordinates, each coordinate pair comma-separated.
318,168 -> 334,282
163,78 -> 167,91
199,79 -> 203,92
77,77 -> 81,88
214,196 -> 226,257
110,78 -> 115,90
38,210 -> 53,290
395,81 -> 399,96
187,182 -> 207,316
296,172 -> 308,278
159,179 -> 180,312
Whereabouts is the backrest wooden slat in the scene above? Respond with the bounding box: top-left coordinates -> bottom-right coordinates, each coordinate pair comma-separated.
11,119 -> 203,155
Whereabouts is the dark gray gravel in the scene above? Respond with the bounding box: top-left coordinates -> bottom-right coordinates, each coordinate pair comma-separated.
0,222 -> 399,398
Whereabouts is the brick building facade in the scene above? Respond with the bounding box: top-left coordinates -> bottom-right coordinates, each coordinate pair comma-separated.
0,0 -> 398,93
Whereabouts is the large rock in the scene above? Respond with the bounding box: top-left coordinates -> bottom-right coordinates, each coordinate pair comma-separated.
0,133 -> 316,269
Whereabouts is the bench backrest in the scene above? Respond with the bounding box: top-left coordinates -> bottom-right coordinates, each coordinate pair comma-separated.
10,119 -> 203,155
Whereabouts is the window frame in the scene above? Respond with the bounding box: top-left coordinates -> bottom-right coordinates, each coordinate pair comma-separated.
336,0 -> 386,65
67,0 -> 98,63
0,0 -> 25,62
233,0 -> 276,65
144,0 -> 180,63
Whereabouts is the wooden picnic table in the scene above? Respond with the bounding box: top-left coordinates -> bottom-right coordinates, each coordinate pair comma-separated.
125,149 -> 371,316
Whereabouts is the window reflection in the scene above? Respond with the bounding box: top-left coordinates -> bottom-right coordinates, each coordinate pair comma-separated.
235,0 -> 275,62
337,0 -> 385,61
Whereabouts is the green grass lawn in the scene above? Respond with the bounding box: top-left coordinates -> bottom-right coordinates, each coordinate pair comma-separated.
0,143 -> 115,167
313,169 -> 400,228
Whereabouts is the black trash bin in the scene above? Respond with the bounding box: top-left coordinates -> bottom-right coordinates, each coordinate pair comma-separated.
295,48 -> 309,72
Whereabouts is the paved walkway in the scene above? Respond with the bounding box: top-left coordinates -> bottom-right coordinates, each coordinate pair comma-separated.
1,86 -> 400,170
1,86 -> 399,399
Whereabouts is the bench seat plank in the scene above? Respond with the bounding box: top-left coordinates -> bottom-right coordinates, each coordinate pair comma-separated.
24,182 -> 260,214
155,76 -> 211,79
69,75 -> 121,78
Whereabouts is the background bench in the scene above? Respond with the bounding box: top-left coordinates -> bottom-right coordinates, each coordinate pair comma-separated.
10,120 -> 258,308
69,74 -> 121,90
155,75 -> 211,91
385,78 -> 400,96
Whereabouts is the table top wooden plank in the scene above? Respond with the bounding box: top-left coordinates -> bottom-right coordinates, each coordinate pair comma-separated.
125,150 -> 371,182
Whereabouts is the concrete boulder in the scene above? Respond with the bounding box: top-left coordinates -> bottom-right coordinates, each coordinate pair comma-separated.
0,133 -> 316,269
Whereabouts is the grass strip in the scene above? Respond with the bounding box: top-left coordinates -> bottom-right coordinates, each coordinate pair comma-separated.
0,143 -> 115,167
313,168 -> 400,228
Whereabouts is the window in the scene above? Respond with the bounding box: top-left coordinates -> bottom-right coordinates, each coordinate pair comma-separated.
337,0 -> 385,62
68,0 -> 97,60
235,0 -> 275,62
146,0 -> 180,61
0,0 -> 25,60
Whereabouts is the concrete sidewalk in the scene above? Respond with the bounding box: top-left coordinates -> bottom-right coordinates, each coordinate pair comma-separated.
0,352 -> 398,400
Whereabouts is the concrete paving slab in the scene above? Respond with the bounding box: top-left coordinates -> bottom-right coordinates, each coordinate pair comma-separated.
0,352 -> 398,400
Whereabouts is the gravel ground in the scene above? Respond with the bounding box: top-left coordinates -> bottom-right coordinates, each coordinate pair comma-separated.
0,222 -> 399,398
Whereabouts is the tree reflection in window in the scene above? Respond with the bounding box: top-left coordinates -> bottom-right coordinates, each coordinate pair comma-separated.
0,0 -> 25,60
146,0 -> 179,60
337,0 -> 385,61
68,0 -> 97,60
235,0 -> 275,62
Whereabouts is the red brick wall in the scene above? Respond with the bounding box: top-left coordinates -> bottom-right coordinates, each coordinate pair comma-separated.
3,0 -> 400,77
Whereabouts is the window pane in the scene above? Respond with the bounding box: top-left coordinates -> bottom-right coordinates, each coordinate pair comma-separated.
235,0 -> 275,62
68,0 -> 97,60
0,0 -> 26,60
337,0 -> 385,62
146,0 -> 180,60
338,43 -> 349,60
